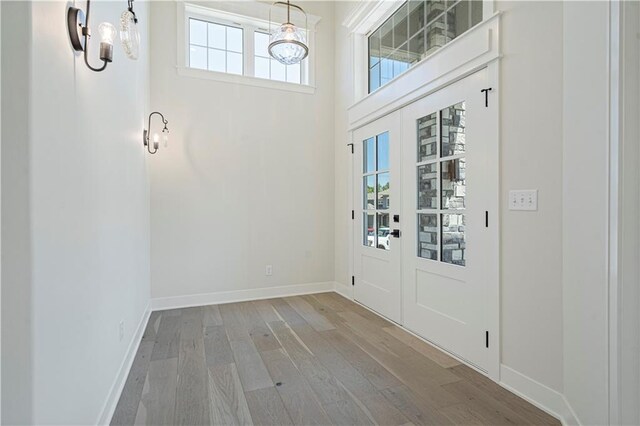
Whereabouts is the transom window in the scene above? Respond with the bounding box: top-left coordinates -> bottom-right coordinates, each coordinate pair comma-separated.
189,19 -> 244,75
363,132 -> 391,251
185,8 -> 308,86
368,0 -> 483,93
416,101 -> 466,265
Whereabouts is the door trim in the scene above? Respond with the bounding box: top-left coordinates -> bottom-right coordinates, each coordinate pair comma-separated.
347,12 -> 502,131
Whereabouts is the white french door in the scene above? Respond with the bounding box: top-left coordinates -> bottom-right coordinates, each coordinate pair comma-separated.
350,68 -> 496,372
352,111 -> 402,324
401,69 -> 492,371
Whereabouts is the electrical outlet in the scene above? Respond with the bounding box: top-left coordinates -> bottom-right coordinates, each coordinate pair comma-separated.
509,190 -> 538,211
119,320 -> 125,341
265,265 -> 273,276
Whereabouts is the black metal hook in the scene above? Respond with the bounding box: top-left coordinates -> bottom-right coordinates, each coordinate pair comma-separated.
481,87 -> 493,107
128,0 -> 138,23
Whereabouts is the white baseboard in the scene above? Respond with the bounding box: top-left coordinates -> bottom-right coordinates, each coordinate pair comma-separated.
96,302 -> 152,426
500,365 -> 580,426
151,281 -> 337,311
334,280 -> 353,300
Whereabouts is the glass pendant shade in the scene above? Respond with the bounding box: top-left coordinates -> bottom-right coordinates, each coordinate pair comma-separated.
268,23 -> 308,65
268,1 -> 309,65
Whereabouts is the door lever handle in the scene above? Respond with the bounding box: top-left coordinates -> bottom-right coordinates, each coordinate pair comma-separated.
390,229 -> 401,238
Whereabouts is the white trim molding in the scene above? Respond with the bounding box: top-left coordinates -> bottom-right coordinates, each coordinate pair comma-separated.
608,1 -> 640,424
343,0 -> 403,35
176,66 -> 316,94
348,12 -> 501,130
151,281 -> 336,311
500,365 -> 579,426
97,302 -> 152,426
334,281 -> 354,300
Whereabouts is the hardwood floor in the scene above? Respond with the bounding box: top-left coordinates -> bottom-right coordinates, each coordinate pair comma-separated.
111,293 -> 559,426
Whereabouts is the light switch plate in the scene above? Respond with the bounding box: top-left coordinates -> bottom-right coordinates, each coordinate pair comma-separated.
509,190 -> 538,211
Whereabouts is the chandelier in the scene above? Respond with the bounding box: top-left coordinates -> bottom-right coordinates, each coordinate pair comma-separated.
268,1 -> 309,65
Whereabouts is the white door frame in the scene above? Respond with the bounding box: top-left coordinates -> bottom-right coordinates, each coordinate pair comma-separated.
345,11 -> 502,381
608,1 -> 640,424
346,62 -> 500,380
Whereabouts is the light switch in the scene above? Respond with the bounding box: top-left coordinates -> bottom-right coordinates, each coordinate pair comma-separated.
509,190 -> 538,211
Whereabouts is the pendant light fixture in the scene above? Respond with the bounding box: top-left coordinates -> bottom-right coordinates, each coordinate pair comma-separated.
268,1 -> 309,65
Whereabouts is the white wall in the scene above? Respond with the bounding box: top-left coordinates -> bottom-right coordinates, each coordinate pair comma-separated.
562,3 -> 610,424
1,2 -> 32,424
2,1 -> 151,424
333,1 -> 354,297
499,1 -> 565,392
148,1 -> 336,301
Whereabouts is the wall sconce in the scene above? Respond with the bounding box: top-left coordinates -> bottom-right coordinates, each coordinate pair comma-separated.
68,0 -> 116,72
143,112 -> 169,155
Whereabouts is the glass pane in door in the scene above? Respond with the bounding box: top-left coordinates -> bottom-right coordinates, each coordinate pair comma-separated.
417,112 -> 437,161
377,213 -> 390,250
441,213 -> 465,265
377,133 -> 390,170
441,101 -> 466,157
364,137 -> 376,172
364,213 -> 375,247
418,163 -> 438,209
441,158 -> 466,209
377,173 -> 390,209
418,214 -> 438,259
364,176 -> 376,209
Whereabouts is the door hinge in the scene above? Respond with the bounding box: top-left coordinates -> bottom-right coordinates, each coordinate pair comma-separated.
485,331 -> 489,348
352,276 -> 355,286
481,87 -> 493,107
485,211 -> 489,228
347,143 -> 354,154
351,210 -> 355,220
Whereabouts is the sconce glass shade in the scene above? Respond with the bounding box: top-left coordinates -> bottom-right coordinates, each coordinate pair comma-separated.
98,22 -> 116,63
162,129 -> 169,148
99,22 -> 117,45
268,23 -> 308,65
120,9 -> 140,60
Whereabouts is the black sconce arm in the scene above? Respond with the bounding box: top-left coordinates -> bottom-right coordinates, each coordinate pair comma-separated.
68,0 -> 113,72
82,0 -> 108,72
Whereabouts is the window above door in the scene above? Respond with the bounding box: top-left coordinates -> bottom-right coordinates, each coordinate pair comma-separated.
368,1 -> 484,93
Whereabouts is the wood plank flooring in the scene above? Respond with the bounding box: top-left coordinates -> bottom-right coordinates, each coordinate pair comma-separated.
112,293 -> 559,426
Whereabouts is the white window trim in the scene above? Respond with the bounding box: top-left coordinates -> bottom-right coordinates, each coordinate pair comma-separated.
343,0 -> 496,102
176,1 -> 320,94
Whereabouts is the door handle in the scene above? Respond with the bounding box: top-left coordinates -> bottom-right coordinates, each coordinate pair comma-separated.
390,229 -> 401,238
